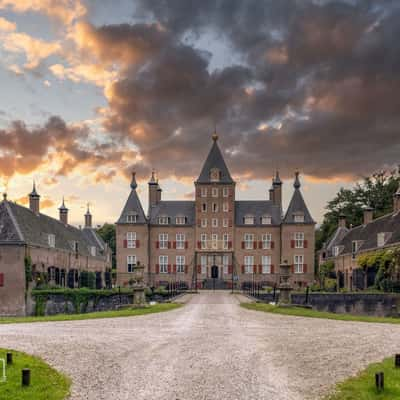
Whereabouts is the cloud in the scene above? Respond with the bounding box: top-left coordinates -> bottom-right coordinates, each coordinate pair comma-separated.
15,195 -> 55,210
0,17 -> 16,32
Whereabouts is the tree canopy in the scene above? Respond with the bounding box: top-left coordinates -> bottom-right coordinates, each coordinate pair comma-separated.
96,223 -> 116,268
316,168 -> 400,251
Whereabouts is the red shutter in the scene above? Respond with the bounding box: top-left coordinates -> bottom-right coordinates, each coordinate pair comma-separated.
253,241 -> 257,249
185,241 -> 188,249
167,264 -> 171,273
228,265 -> 233,274
168,241 -> 171,249
173,241 -> 176,249
258,264 -> 262,274
258,241 -> 263,249
303,264 -> 307,273
271,265 -> 275,274
196,188 -> 201,196
229,219 -> 233,227
0,273 -> 4,287
228,241 -> 232,249
123,240 -> 127,248
304,240 -> 308,248
229,188 -> 233,197
185,265 -> 188,274
197,241 -> 201,249
197,219 -> 201,227
136,240 -> 140,248
241,265 -> 245,274
291,265 -> 294,273
173,264 -> 177,273
253,265 -> 257,274
271,241 -> 275,249
156,241 -> 159,249
197,265 -> 201,274
155,264 -> 160,274
291,240 -> 295,248
241,241 -> 245,249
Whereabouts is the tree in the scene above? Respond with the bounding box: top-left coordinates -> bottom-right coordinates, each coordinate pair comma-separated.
96,223 -> 116,268
316,168 -> 400,251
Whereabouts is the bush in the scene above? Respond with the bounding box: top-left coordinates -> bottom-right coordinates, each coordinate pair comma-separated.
325,278 -> 337,292
79,271 -> 96,289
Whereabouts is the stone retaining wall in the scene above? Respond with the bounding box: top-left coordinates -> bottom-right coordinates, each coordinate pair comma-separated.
256,292 -> 400,317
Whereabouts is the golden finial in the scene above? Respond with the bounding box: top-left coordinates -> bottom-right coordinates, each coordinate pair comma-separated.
212,125 -> 218,142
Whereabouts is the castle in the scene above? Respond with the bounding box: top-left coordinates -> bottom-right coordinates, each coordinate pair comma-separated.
116,134 -> 316,289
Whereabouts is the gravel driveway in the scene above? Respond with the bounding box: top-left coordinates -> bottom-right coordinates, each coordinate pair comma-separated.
1,291 -> 400,400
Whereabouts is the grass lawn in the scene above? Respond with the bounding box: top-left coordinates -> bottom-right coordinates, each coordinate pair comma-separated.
0,303 -> 181,324
0,349 -> 70,400
241,302 -> 400,324
325,357 -> 400,399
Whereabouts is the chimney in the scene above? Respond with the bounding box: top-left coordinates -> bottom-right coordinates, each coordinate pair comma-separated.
29,182 -> 40,215
85,204 -> 92,228
394,185 -> 400,213
269,186 -> 274,202
59,197 -> 68,225
148,170 -> 158,210
363,206 -> 374,225
272,171 -> 282,209
156,183 -> 162,203
338,214 -> 346,228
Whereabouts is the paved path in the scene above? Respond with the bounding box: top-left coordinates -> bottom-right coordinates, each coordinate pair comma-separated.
1,291 -> 400,400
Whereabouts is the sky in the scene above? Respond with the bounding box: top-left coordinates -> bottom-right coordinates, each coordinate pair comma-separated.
0,0 -> 399,226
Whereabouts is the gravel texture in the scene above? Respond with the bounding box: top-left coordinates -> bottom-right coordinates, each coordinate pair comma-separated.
1,291 -> 400,400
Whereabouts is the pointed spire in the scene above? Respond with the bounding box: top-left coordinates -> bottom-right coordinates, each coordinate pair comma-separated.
273,170 -> 282,185
59,197 -> 68,211
148,169 -> 157,185
294,170 -> 301,189
30,181 -> 39,197
130,171 -> 137,190
212,126 -> 218,142
85,202 -> 91,216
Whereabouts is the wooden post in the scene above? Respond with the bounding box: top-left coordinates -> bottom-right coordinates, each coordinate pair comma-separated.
375,372 -> 384,392
22,369 -> 31,386
6,352 -> 12,365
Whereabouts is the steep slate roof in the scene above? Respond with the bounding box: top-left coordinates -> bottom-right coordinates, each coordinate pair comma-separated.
235,201 -> 282,226
338,211 -> 400,255
196,139 -> 234,184
284,189 -> 315,224
117,188 -> 147,224
149,201 -> 195,226
0,200 -> 106,257
322,226 -> 349,257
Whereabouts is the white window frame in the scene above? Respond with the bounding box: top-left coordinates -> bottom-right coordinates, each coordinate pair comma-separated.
211,233 -> 218,249
261,215 -> 272,225
126,213 -> 137,223
294,214 -> 305,223
223,187 -> 229,197
244,256 -> 254,274
295,232 -> 304,249
127,232 -> 136,249
127,255 -> 136,273
244,233 -> 254,250
159,233 -> 168,249
294,255 -> 304,274
201,218 -> 207,228
159,255 -> 168,274
223,202 -> 229,212
48,234 -> 55,248
176,255 -> 185,273
333,246 -> 340,257
201,255 -> 207,274
212,218 -> 218,228
176,233 -> 185,250
201,187 -> 207,197
262,233 -> 272,249
201,233 -> 207,250
202,203 -> 207,213
223,218 -> 228,228
175,216 -> 186,225
212,188 -> 218,197
223,233 -> 229,249
90,246 -> 96,257
158,216 -> 169,225
244,215 -> 255,225
262,255 -> 272,274
223,255 -> 229,274
377,233 -> 386,247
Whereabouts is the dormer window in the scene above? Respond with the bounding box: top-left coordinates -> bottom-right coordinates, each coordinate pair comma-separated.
244,215 -> 255,225
261,215 -> 272,225
48,234 -> 55,248
175,216 -> 186,225
73,241 -> 79,253
294,213 -> 305,223
210,168 -> 220,182
158,216 -> 169,225
126,213 -> 137,223
333,246 -> 340,257
377,232 -> 391,247
90,246 -> 96,257
352,241 -> 361,259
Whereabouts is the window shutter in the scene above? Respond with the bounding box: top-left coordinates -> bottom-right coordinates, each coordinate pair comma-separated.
123,240 -> 127,248
197,219 -> 201,227
185,265 -> 188,274
228,265 -> 233,274
258,241 -> 263,249
156,241 -> 159,249
0,273 -> 4,287
168,264 -> 171,273
304,264 -> 307,273
241,265 -> 245,274
229,188 -> 233,197
271,241 -> 275,249
173,264 -> 177,273
304,240 -> 308,248
228,241 -> 232,249
253,241 -> 257,249
173,241 -> 176,249
197,265 -> 201,274
258,265 -> 262,274
196,188 -> 201,196
197,241 -> 201,249
271,264 -> 275,274
156,264 -> 160,274
291,265 -> 294,273
253,265 -> 257,274
168,241 -> 171,249
185,241 -> 188,249
291,240 -> 295,248
136,240 -> 140,248
241,241 -> 245,249
229,219 -> 232,227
